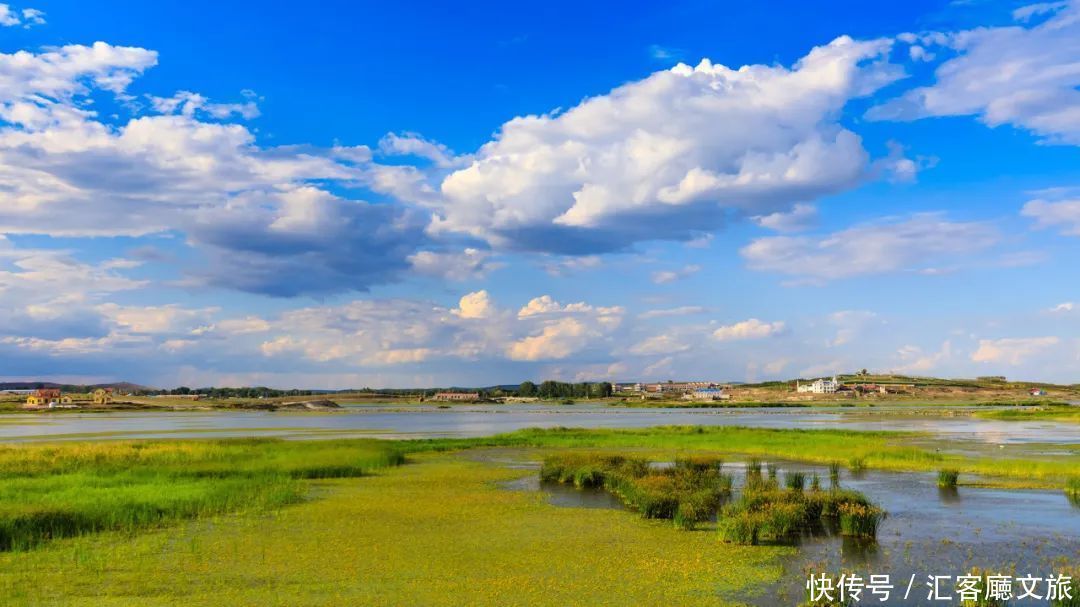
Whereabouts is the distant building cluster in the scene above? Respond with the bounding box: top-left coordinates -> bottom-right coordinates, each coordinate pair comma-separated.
430,392 -> 480,402
20,387 -> 113,409
796,377 -> 840,394
612,381 -> 729,401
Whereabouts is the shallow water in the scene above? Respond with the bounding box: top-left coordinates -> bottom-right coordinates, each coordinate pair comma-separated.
0,404 -> 1077,445
742,463 -> 1080,606
504,459 -> 1080,606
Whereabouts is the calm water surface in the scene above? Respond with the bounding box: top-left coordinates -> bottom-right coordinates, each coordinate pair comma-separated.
504,458 -> 1080,606
0,404 -> 1077,445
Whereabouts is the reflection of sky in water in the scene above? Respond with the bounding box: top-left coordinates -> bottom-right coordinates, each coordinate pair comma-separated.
0,405 -> 1078,445
502,457 -> 1080,607
745,462 -> 1080,606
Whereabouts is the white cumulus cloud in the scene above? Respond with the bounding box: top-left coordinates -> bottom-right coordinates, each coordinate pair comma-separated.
872,2 -> 1080,145
431,36 -> 903,253
971,336 -> 1060,365
712,318 -> 786,341
740,213 -> 999,282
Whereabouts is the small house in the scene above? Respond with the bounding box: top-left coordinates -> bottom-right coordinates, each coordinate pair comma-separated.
688,387 -> 729,401
25,389 -> 72,407
431,392 -> 479,402
92,388 -> 114,405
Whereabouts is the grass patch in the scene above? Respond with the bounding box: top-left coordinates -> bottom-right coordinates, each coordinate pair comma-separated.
718,474 -> 883,545
402,425 -> 1080,489
0,439 -> 404,550
0,453 -> 788,606
540,453 -> 731,529
828,461 -> 841,488
974,406 -> 1080,422
1067,477 -> 1080,507
938,468 -> 960,488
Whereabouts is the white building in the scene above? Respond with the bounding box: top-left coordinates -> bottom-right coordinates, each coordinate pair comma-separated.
796,376 -> 840,394
688,388 -> 729,401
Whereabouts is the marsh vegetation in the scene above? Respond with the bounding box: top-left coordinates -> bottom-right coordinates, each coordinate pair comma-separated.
0,439 -> 404,550
718,467 -> 883,545
540,453 -> 732,529
0,423 -> 1073,605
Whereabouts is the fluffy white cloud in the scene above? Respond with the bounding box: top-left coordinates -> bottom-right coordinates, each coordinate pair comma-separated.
971,336 -> 1060,365
752,203 -> 818,233
894,341 -> 953,374
873,2 -> 1080,144
0,241 -> 144,343
97,304 -> 217,335
1022,196 -> 1080,235
0,4 -> 44,27
431,36 -> 902,253
453,290 -> 495,319
148,90 -> 260,120
741,213 -> 999,282
516,295 -> 622,318
650,264 -> 700,285
0,42 -> 429,296
505,318 -> 591,361
628,333 -> 691,356
378,132 -> 466,169
252,291 -> 623,365
1049,302 -> 1076,313
712,318 -> 786,341
408,248 -> 496,281
507,297 -> 623,361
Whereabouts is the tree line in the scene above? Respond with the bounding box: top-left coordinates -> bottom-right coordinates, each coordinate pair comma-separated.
516,381 -> 613,398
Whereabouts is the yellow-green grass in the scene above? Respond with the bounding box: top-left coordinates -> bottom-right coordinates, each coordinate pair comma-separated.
975,406 -> 1080,422
540,453 -> 731,528
0,439 -> 403,551
0,453 -> 787,606
404,426 -> 1080,489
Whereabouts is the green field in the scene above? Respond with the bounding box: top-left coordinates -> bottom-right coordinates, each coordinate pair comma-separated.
0,426 -> 1076,605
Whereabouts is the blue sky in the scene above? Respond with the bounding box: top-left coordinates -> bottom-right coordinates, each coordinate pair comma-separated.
0,0 -> 1078,388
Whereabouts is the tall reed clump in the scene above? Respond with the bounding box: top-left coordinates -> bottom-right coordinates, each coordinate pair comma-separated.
938,469 -> 960,488
828,461 -> 841,488
746,458 -> 763,481
837,503 -> 884,538
0,439 -> 406,551
540,453 -> 732,530
848,458 -> 866,474
785,471 -> 806,492
1065,477 -> 1080,505
718,476 -> 883,545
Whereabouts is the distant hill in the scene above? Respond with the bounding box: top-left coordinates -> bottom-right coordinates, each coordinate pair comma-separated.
0,381 -> 154,392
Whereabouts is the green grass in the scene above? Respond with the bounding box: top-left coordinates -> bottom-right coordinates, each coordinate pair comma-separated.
836,503 -> 884,537
938,468 -> 960,488
1067,477 -> 1080,507
401,426 -> 1080,489
540,453 -> 731,529
718,479 -> 882,544
0,439 -> 404,550
784,471 -> 806,491
0,453 -> 788,606
975,405 -> 1080,422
